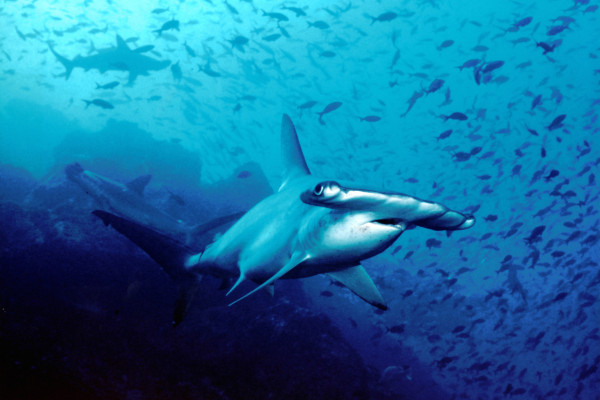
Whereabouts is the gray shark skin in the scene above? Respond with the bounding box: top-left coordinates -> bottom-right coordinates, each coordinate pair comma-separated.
49,34 -> 170,84
93,115 -> 475,325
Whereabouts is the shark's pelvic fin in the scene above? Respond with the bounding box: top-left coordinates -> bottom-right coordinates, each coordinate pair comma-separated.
279,114 -> 311,191
126,174 -> 152,196
226,274 -> 246,297
265,284 -> 275,297
328,265 -> 387,310
229,251 -> 310,306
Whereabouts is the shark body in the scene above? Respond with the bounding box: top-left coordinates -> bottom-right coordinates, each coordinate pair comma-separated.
93,115 -> 475,324
49,34 -> 170,84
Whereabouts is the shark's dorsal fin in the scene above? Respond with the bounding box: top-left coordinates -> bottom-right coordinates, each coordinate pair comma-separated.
279,114 -> 310,191
126,174 -> 152,196
328,265 -> 388,310
116,34 -> 129,50
229,251 -> 309,306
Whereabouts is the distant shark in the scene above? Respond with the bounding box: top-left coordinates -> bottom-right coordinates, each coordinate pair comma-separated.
93,115 -> 475,324
65,162 -> 189,237
49,34 -> 170,84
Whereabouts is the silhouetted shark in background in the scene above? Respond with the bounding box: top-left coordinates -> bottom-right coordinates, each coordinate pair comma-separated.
65,163 -> 190,237
49,34 -> 170,84
93,115 -> 475,325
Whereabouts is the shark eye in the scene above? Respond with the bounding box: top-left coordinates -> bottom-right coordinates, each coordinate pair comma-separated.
313,183 -> 325,196
313,181 -> 341,198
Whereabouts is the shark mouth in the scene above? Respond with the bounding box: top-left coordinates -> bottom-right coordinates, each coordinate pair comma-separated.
372,218 -> 404,228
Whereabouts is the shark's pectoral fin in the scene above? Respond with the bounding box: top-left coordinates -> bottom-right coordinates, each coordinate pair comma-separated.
328,265 -> 387,311
173,277 -> 201,327
229,252 -> 310,306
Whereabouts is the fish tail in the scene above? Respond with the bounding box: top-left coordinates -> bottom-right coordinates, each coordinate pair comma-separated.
49,45 -> 74,79
82,99 -> 91,108
92,210 -> 199,326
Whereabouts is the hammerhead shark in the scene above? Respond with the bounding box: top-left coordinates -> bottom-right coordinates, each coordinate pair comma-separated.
93,115 -> 475,324
49,34 -> 170,84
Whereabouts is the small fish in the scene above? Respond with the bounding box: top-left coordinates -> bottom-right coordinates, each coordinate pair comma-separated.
441,112 -> 468,121
96,81 -> 119,90
262,33 -> 281,42
298,100 -> 317,110
436,129 -> 452,140
531,94 -> 542,110
262,10 -> 289,22
317,102 -> 342,124
229,35 -> 249,52
371,12 -> 397,24
544,169 -> 560,181
472,45 -> 489,52
308,21 -> 330,29
237,170 -> 252,179
547,114 -> 566,131
482,60 -> 504,74
320,290 -> 333,297
525,225 -> 545,245
388,324 -> 405,334
452,325 -> 466,333
423,78 -> 444,94
437,40 -> 454,50
83,99 -> 114,109
547,25 -> 569,36
484,215 -> 497,222
457,59 -> 481,71
151,7 -> 169,14
183,41 -> 196,57
153,19 -> 180,36
320,50 -> 336,58
426,238 -> 442,249
359,115 -> 381,122
402,90 -> 423,116
513,16 -> 533,28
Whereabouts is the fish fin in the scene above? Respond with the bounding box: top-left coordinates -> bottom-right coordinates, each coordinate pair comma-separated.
229,252 -> 309,306
126,174 -> 152,196
226,274 -> 246,297
327,265 -> 387,310
116,34 -> 129,50
279,114 -> 310,191
265,283 -> 275,297
173,277 -> 201,326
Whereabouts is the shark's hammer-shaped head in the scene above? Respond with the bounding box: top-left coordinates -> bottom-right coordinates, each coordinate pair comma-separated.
298,180 -> 408,264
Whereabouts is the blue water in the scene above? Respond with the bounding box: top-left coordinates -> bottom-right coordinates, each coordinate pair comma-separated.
1,1 -> 599,399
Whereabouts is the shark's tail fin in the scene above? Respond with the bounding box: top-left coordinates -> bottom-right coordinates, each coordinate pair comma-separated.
92,210 -> 198,325
48,45 -> 74,79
